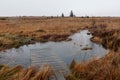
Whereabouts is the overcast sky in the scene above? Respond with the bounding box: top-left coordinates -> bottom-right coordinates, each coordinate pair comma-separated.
0,0 -> 120,16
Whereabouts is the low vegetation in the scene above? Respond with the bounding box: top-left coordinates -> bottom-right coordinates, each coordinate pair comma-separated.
0,33 -> 34,51
0,65 -> 52,80
90,25 -> 120,52
66,51 -> 120,80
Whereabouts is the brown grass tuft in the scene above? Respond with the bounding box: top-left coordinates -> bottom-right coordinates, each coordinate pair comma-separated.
0,65 -> 52,80
67,51 -> 120,80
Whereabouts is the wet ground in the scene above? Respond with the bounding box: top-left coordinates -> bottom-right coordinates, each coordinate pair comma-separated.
0,30 -> 108,75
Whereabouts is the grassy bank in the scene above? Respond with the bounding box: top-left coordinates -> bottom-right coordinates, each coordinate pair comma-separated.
90,25 -> 120,52
0,33 -> 34,51
66,51 -> 120,80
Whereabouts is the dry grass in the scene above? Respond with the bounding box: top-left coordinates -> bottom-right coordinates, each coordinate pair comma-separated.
66,51 -> 120,80
0,17 -> 120,50
90,26 -> 120,51
0,65 -> 52,80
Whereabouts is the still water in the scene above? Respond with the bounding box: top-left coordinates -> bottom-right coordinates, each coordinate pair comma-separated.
0,30 -> 108,68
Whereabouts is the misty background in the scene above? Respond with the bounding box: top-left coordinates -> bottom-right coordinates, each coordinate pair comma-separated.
0,0 -> 120,17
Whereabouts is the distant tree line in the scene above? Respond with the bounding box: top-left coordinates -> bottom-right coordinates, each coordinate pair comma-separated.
61,10 -> 75,17
61,10 -> 91,18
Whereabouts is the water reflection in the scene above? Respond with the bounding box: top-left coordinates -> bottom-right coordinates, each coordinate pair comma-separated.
0,30 -> 108,67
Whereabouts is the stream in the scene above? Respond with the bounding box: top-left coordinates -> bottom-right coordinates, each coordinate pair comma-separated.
0,30 -> 108,79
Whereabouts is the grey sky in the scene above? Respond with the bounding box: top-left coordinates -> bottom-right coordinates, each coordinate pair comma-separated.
0,0 -> 120,16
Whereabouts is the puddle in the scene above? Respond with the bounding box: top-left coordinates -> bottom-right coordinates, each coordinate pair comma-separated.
0,30 -> 108,73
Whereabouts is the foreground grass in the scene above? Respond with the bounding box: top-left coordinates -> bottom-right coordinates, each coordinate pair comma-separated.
0,65 -> 52,80
66,51 -> 120,80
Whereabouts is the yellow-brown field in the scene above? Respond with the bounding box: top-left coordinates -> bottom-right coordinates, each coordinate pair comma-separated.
0,17 -> 120,51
